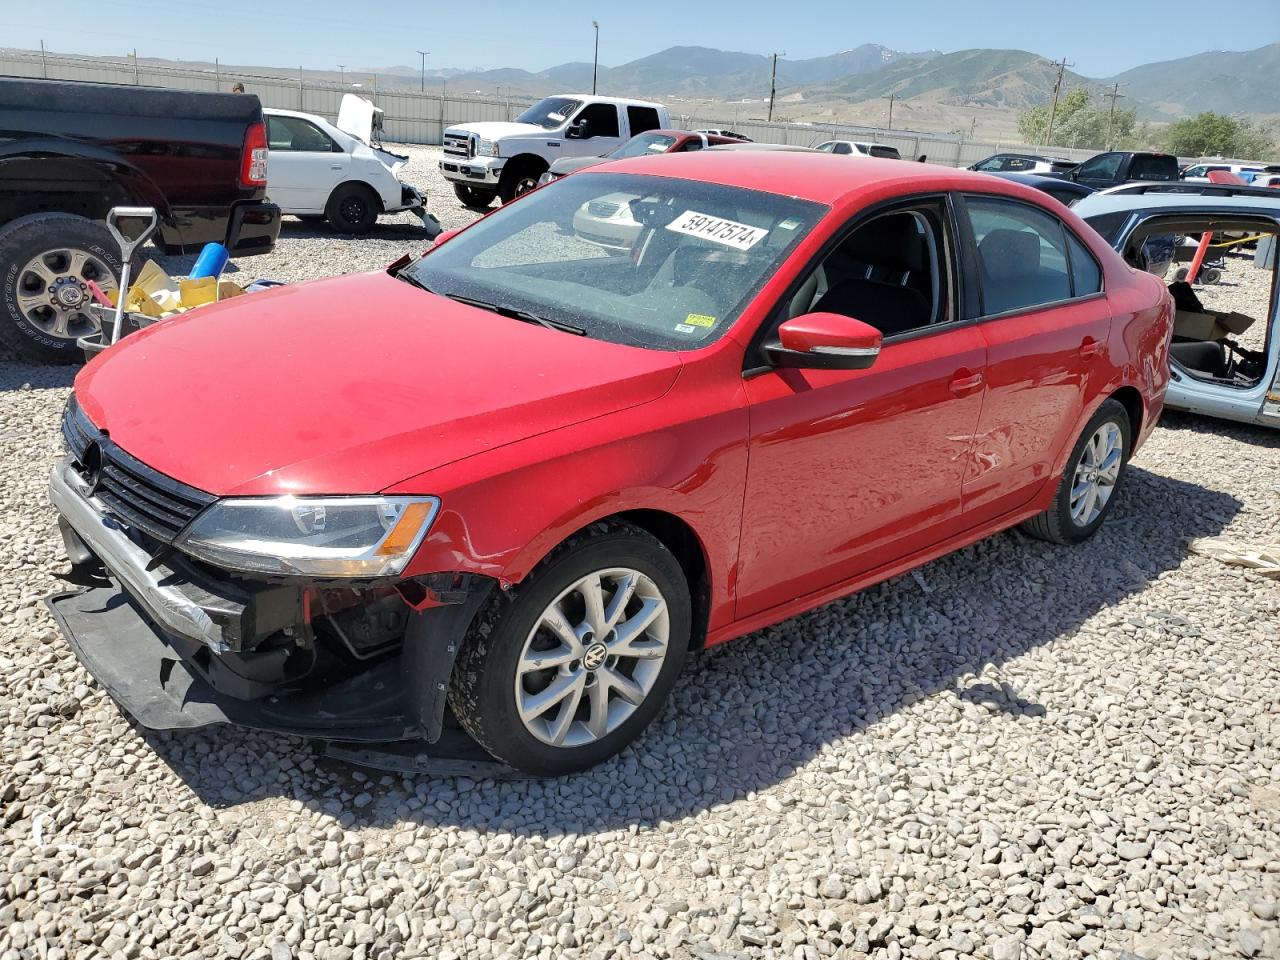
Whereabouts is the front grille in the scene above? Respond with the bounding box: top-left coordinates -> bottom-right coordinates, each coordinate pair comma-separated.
443,133 -> 472,159
587,200 -> 622,218
62,397 -> 216,545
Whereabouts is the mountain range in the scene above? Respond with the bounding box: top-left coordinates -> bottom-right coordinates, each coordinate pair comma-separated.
399,41 -> 1280,122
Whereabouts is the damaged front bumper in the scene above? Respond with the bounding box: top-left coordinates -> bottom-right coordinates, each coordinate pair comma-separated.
47,457 -> 494,744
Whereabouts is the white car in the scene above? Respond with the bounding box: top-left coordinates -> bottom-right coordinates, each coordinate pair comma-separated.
264,95 -> 432,234
815,139 -> 902,160
1074,191 -> 1280,429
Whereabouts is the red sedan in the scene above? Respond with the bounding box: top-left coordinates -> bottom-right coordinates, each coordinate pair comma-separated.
50,153 -> 1172,775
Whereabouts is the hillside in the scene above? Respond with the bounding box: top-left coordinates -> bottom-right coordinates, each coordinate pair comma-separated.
1108,43 -> 1280,118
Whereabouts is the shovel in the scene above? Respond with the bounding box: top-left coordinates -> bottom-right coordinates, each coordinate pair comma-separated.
104,206 -> 159,344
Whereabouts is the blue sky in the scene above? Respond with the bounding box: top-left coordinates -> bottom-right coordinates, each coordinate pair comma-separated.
6,0 -> 1277,78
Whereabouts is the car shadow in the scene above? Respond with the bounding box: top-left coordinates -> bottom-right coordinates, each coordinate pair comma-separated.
1158,409 -> 1280,449
134,464 -> 1243,834
0,360 -> 78,389
276,219 -> 439,242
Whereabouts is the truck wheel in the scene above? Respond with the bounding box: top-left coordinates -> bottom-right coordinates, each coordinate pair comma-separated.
325,184 -> 380,234
1020,399 -> 1131,545
453,184 -> 496,209
448,522 -> 691,776
0,213 -> 136,364
498,161 -> 547,204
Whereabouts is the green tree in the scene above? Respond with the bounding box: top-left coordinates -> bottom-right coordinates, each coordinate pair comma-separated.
1018,88 -> 1137,150
1162,112 -> 1275,159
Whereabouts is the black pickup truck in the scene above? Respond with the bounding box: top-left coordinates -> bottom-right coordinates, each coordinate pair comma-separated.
1060,151 -> 1181,191
0,78 -> 282,362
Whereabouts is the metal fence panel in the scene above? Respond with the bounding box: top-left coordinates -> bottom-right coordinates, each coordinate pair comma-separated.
0,49 -> 1110,166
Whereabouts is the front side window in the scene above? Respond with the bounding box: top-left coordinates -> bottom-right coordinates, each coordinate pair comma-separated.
574,103 -> 621,138
974,157 -> 1005,172
610,133 -> 678,159
403,172 -> 826,351
516,97 -> 582,129
267,116 -> 337,153
1076,153 -> 1123,181
965,196 -> 1074,315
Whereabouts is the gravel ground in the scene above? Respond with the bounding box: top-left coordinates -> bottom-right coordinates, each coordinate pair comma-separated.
2,160 -> 1279,960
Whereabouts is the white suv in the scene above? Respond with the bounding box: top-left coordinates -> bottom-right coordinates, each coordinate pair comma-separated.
815,140 -> 902,160
441,94 -> 671,207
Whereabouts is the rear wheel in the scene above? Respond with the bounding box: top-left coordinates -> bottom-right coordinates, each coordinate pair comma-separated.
448,522 -> 690,776
325,183 -> 380,234
1021,399 -> 1131,545
452,184 -> 496,209
0,213 -> 136,364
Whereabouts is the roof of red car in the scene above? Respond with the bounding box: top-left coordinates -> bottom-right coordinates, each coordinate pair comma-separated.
597,150 -> 1038,207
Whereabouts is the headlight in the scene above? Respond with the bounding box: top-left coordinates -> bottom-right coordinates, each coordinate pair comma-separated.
477,139 -> 499,158
177,496 -> 439,577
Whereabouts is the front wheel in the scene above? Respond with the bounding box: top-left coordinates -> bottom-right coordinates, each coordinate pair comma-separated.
448,522 -> 691,776
498,164 -> 546,205
1021,399 -> 1131,545
452,184 -> 496,209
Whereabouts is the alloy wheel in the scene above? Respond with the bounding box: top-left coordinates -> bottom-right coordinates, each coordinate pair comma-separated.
15,248 -> 116,341
1070,421 -> 1123,526
515,567 -> 669,748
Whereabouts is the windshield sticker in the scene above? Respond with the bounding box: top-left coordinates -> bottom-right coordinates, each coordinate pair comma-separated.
666,210 -> 770,250
778,218 -> 801,231
674,323 -> 697,334
684,314 -> 716,327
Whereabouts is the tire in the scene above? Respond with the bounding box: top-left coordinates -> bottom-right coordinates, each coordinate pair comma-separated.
1021,399 -> 1131,545
448,521 -> 691,776
324,183 -> 380,234
498,161 -> 547,205
0,213 -> 139,364
452,184 -> 496,209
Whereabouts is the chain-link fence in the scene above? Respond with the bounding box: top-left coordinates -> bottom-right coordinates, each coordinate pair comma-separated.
2,48 -> 1102,168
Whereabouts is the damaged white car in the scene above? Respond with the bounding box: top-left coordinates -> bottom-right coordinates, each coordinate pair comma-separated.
1075,188 -> 1280,429
264,95 -> 435,235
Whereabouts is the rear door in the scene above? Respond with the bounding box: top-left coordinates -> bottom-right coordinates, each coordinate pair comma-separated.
266,115 -> 349,212
956,194 -> 1113,523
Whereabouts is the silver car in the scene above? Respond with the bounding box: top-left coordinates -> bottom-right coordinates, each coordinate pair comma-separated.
1073,190 -> 1280,428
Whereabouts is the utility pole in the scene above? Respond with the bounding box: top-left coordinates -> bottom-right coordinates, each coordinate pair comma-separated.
1106,82 -> 1126,150
592,21 -> 600,95
886,93 -> 895,130
298,65 -> 304,109
338,64 -> 345,85
1043,56 -> 1069,147
39,39 -> 48,78
417,50 -> 429,93
130,48 -> 139,85
767,51 -> 785,123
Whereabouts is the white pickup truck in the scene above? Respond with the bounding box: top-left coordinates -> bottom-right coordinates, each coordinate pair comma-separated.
440,94 -> 670,207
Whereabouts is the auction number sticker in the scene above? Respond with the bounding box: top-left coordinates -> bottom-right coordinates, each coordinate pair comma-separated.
666,210 -> 769,250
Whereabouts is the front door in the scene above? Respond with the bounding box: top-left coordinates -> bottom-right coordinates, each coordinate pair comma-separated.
736,200 -> 987,618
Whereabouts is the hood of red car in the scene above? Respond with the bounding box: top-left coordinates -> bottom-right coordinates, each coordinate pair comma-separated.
75,271 -> 682,496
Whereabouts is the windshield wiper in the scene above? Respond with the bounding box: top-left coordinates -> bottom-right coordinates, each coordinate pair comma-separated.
395,269 -> 433,293
443,293 -> 586,336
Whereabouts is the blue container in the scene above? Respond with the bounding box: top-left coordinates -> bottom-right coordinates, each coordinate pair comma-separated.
188,242 -> 229,280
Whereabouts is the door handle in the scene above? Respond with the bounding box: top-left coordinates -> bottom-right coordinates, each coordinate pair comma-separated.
330,164 -> 344,170
1080,337 -> 1103,358
949,371 -> 984,396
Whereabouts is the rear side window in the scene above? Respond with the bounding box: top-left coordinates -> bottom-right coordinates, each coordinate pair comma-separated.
267,116 -> 338,153
626,106 -> 661,135
577,103 -> 621,138
869,145 -> 901,160
1065,232 -> 1103,295
1131,154 -> 1178,181
965,196 -> 1074,315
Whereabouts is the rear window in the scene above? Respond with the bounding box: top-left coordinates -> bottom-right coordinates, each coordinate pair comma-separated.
1132,154 -> 1179,181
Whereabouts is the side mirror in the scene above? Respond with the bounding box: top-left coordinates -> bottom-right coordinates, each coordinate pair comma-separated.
766,312 -> 882,370
433,229 -> 459,246
566,120 -> 588,140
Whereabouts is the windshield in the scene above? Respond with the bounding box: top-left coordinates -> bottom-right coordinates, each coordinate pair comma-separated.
516,97 -> 582,130
403,172 -> 827,351
610,133 -> 679,159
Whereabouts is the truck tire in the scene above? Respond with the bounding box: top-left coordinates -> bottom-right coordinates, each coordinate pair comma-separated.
0,213 -> 139,364
325,183 -> 380,235
498,159 -> 548,205
453,184 -> 496,209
